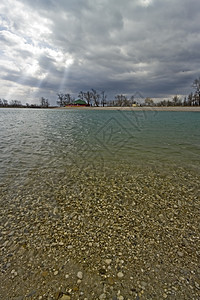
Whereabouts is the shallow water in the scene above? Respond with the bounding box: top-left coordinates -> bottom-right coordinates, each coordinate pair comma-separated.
0,108 -> 200,299
0,108 -> 199,182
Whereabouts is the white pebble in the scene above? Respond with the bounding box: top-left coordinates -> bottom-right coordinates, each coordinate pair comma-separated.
117,272 -> 124,278
105,259 -> 112,265
77,271 -> 83,279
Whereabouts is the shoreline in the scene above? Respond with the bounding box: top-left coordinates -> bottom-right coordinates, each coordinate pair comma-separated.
55,106 -> 200,111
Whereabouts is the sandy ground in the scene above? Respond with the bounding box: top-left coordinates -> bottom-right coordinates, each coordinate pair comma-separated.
56,106 -> 200,111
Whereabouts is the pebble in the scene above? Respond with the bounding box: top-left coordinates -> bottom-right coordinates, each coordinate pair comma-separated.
117,272 -> 124,278
54,271 -> 58,275
53,207 -> 58,215
195,282 -> 200,289
65,274 -> 69,279
60,295 -> 71,300
99,293 -> 106,299
107,277 -> 114,285
105,259 -> 112,265
141,281 -> 147,288
177,251 -> 184,257
77,271 -> 83,279
118,296 -> 124,300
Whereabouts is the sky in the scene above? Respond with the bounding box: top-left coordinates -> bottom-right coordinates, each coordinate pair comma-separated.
0,0 -> 200,105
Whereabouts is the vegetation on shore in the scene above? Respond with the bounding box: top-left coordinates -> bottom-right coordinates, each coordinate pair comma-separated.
1,77 -> 200,108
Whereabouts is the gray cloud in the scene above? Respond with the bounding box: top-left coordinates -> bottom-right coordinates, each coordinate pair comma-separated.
0,0 -> 200,104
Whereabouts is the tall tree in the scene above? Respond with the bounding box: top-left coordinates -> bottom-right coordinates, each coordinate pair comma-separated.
57,93 -> 65,107
91,89 -> 100,107
64,93 -> 74,105
101,91 -> 107,107
187,93 -> 193,106
192,77 -> 200,105
172,95 -> 182,106
40,97 -> 49,107
145,97 -> 154,106
115,94 -> 130,106
83,91 -> 93,106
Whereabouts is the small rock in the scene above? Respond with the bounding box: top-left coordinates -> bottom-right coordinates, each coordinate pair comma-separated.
53,207 -> 58,215
65,274 -> 69,279
54,271 -> 58,275
77,271 -> 83,280
107,277 -> 114,285
105,259 -> 112,265
99,293 -> 106,299
118,296 -> 124,300
27,290 -> 36,297
117,272 -> 124,278
60,295 -> 71,300
141,281 -> 147,288
177,251 -> 184,257
163,293 -> 167,298
42,271 -> 48,277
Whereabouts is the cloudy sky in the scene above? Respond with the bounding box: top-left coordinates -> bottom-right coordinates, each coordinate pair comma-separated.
0,0 -> 200,104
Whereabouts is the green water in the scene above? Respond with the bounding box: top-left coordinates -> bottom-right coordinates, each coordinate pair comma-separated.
0,108 -> 199,182
0,107 -> 199,208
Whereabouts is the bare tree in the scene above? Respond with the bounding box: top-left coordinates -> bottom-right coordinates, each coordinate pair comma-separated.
145,97 -> 154,106
187,93 -> 193,106
10,100 -> 22,107
40,97 -> 49,107
83,91 -> 93,106
57,93 -> 65,107
91,89 -> 100,107
3,99 -> 8,107
172,95 -> 182,106
115,94 -> 130,106
101,91 -> 107,107
192,77 -> 200,105
78,91 -> 84,101
64,93 -> 74,105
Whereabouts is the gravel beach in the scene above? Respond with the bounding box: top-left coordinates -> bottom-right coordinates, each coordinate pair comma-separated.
0,163 -> 199,299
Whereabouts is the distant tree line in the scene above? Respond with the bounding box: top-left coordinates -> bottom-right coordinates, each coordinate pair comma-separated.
56,77 -> 200,107
0,97 -> 50,108
1,77 -> 200,108
57,89 -> 107,107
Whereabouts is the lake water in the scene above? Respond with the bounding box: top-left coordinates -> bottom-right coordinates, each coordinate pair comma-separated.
0,108 -> 199,184
0,108 -> 200,299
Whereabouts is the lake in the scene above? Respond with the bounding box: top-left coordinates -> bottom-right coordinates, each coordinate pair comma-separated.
0,108 -> 199,299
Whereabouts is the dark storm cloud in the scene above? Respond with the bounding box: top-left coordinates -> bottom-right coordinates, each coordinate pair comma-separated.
0,0 -> 200,103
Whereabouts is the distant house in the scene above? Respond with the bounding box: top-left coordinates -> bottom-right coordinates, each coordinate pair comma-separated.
73,99 -> 87,106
